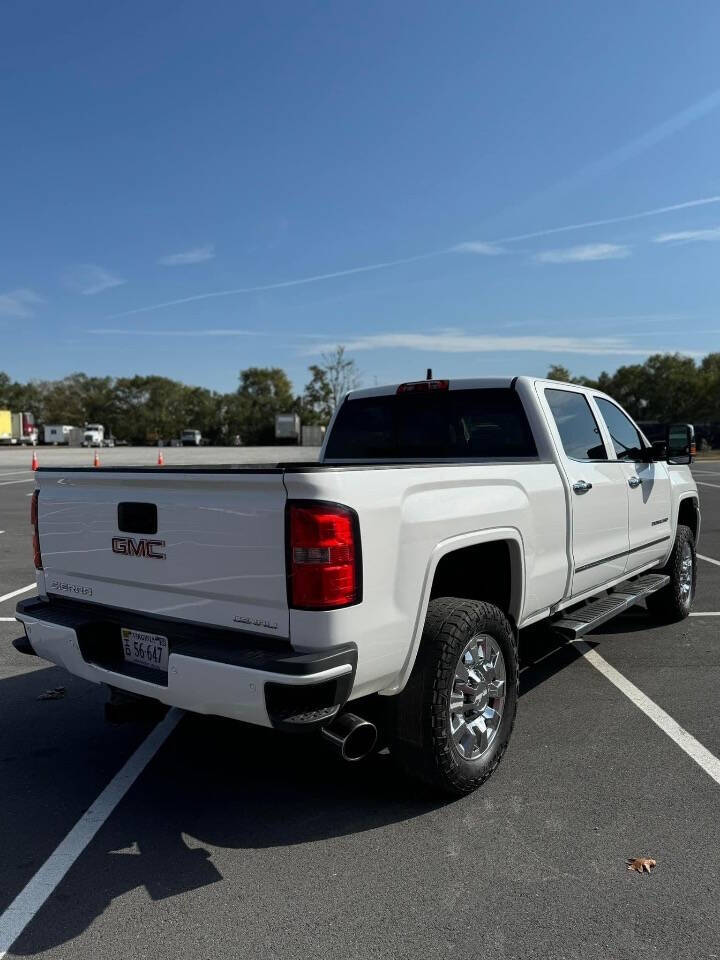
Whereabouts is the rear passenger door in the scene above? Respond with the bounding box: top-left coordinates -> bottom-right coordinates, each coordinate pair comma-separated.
593,397 -> 672,572
542,388 -> 630,597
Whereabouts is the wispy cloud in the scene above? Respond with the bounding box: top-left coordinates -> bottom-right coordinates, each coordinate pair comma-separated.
453,241 -> 506,256
535,243 -> 631,264
304,331 -> 673,357
652,227 -> 720,245
64,264 -> 125,296
0,288 -> 44,319
88,327 -> 264,337
158,244 -> 215,266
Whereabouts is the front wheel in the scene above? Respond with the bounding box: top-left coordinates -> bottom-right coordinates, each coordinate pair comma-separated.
390,598 -> 519,797
646,524 -> 696,623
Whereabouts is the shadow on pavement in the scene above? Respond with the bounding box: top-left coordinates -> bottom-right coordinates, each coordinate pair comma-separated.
6,606 -> 662,955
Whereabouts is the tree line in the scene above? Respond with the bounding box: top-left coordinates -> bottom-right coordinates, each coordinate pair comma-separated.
0,346 -> 360,445
547,352 -> 720,426
1,350 -> 718,445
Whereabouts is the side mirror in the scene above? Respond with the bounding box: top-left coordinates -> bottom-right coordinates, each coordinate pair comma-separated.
650,440 -> 668,462
667,424 -> 694,465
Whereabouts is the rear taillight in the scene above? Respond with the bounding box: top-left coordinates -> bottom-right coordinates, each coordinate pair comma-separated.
287,502 -> 361,610
31,490 -> 42,569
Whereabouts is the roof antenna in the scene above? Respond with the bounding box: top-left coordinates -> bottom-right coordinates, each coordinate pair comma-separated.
426,368 -> 432,380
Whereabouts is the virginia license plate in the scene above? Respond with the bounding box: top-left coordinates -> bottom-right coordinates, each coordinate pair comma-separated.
121,628 -> 169,672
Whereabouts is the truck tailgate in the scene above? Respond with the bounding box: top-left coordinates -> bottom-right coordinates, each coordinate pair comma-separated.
35,469 -> 290,638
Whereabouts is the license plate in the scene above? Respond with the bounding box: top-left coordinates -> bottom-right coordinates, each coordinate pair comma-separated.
121,628 -> 169,672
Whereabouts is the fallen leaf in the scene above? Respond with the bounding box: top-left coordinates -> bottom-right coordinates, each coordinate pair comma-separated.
37,687 -> 66,701
627,857 -> 656,874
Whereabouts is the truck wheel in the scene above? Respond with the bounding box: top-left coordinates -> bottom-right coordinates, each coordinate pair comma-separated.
646,524 -> 696,623
391,598 -> 518,797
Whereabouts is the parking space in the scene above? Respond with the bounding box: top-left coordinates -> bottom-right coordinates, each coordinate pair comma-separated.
1,461 -> 719,959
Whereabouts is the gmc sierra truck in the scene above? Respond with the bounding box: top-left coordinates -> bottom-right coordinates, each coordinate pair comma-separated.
15,377 -> 699,796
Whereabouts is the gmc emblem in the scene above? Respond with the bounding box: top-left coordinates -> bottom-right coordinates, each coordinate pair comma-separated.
112,536 -> 166,559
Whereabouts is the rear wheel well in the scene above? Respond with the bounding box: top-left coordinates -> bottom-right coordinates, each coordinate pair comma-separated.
678,497 -> 698,540
429,540 -> 518,622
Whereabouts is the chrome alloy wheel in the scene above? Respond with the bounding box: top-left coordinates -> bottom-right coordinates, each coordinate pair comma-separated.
679,540 -> 694,603
449,634 -> 506,761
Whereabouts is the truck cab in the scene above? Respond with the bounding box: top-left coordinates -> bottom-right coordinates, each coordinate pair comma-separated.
181,429 -> 202,446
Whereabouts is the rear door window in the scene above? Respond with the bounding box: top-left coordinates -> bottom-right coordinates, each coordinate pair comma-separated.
324,389 -> 538,460
545,389 -> 608,461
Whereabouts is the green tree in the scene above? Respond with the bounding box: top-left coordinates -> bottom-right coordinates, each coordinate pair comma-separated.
300,364 -> 334,424
236,367 -> 295,444
546,364 -> 572,383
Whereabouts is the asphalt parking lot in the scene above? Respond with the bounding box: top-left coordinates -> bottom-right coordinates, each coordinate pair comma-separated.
1,451 -> 719,960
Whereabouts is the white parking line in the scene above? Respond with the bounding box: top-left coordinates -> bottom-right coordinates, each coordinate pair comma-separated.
697,481 -> 720,490
699,553 -> 720,568
0,617 -> 17,622
690,612 -> 720,616
0,471 -> 30,478
574,640 -> 720,787
0,479 -> 34,486
0,584 -> 36,605
0,708 -> 183,957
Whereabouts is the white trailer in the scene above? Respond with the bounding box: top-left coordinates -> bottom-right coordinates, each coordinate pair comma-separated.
44,424 -> 81,445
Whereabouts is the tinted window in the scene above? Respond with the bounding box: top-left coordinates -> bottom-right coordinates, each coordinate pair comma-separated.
595,398 -> 644,461
324,389 -> 538,460
545,389 -> 607,461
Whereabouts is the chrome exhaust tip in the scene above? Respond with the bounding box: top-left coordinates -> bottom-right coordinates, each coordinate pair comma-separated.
321,712 -> 378,762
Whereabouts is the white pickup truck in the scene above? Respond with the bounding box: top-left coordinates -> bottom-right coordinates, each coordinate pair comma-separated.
16,377 -> 699,795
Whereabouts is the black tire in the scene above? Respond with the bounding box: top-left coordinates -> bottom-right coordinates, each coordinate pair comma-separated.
390,598 -> 518,797
645,524 -> 696,623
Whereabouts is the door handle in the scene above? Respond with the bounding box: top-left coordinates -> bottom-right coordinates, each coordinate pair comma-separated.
572,480 -> 593,493
628,476 -> 642,488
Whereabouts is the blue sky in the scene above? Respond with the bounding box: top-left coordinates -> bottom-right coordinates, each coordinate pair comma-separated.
2,0 -> 720,393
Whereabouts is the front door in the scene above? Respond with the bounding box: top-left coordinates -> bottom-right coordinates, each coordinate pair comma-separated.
593,397 -> 672,571
542,387 -> 630,597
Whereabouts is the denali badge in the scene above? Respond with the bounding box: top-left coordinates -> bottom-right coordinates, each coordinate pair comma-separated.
112,536 -> 166,559
233,615 -> 279,630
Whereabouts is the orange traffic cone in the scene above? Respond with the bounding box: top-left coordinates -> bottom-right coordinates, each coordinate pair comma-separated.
157,449 -> 164,466
93,449 -> 100,467
31,450 -> 39,471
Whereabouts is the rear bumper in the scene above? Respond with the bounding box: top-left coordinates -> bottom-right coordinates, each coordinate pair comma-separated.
15,597 -> 356,730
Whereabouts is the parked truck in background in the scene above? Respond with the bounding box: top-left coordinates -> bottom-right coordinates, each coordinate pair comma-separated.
81,423 -> 114,448
181,429 -> 202,447
16,377 -> 699,796
275,413 -> 301,443
0,409 -> 12,443
0,410 -> 37,444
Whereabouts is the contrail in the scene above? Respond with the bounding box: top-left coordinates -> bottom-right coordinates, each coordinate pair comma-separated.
494,195 -> 720,244
106,194 -> 720,321
105,249 -> 451,320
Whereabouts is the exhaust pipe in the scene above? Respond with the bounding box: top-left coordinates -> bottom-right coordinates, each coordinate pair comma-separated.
321,712 -> 377,762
